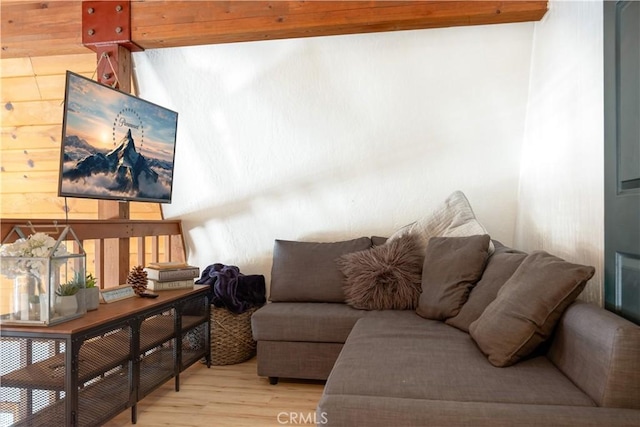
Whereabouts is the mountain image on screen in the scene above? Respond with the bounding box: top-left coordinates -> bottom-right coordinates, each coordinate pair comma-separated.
61,129 -> 172,201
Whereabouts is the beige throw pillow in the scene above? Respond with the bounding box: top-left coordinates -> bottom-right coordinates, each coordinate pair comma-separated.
416,234 -> 490,320
388,191 -> 494,254
469,251 -> 595,367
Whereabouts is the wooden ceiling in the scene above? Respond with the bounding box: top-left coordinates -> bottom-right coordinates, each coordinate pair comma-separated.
1,1 -> 548,59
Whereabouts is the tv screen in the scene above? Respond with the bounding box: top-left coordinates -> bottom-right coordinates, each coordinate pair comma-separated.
58,71 -> 178,204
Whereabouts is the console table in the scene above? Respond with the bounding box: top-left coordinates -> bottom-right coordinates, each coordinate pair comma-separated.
0,285 -> 210,426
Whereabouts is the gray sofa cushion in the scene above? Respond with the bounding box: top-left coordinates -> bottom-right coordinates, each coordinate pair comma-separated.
318,395 -> 640,427
323,313 -> 595,407
469,251 -> 595,367
370,236 -> 388,246
446,244 -> 527,332
269,237 -> 372,303
251,302 -> 370,343
257,341 -> 344,381
416,234 -> 490,320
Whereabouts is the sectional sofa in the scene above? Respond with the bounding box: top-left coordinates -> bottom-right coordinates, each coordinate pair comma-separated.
251,192 -> 640,426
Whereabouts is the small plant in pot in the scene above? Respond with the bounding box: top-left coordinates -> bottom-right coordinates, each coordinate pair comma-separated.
55,278 -> 80,317
85,273 -> 100,311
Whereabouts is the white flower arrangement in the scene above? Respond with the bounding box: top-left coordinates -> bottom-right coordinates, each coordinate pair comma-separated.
0,232 -> 69,278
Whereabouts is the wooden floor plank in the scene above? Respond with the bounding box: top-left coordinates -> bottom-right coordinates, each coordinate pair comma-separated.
104,358 -> 325,427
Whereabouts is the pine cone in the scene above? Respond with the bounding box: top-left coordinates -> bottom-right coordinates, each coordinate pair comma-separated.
127,265 -> 148,295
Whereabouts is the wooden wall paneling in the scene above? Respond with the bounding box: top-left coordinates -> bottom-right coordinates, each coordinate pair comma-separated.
0,1 -> 86,58
0,193 -> 100,218
33,74 -> 70,101
0,57 -> 35,76
1,125 -> 62,150
1,148 -> 59,172
1,171 -> 59,194
1,76 -> 41,101
2,195 -> 62,218
29,53 -> 96,75
1,100 -> 63,127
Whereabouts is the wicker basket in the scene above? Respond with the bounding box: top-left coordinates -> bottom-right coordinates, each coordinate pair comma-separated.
210,305 -> 259,365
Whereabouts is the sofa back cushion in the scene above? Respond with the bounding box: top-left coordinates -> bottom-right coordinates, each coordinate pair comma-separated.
445,244 -> 527,332
416,234 -> 490,320
269,237 -> 372,303
469,251 -> 595,367
548,301 -> 640,409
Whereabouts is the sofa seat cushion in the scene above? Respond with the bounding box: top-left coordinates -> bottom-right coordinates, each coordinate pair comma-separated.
323,314 -> 596,407
317,395 -> 640,427
251,302 -> 371,343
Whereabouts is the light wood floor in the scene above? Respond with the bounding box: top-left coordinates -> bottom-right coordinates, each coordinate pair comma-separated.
104,358 -> 325,427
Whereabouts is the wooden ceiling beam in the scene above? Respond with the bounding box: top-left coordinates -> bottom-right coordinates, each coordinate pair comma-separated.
1,1 -> 547,59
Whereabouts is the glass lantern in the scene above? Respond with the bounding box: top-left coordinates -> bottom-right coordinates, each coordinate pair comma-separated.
0,224 -> 87,326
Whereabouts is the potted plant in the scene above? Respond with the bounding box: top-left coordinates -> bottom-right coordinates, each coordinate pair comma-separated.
55,280 -> 79,317
85,273 -> 99,311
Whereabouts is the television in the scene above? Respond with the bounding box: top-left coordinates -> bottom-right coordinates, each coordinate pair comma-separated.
58,71 -> 178,204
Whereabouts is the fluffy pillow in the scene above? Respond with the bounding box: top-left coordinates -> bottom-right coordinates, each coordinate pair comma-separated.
269,237 -> 372,303
337,233 -> 423,310
416,234 -> 490,320
388,191 -> 494,254
445,244 -> 527,332
469,251 -> 595,367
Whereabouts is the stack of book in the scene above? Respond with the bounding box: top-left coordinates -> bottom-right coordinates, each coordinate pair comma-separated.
144,262 -> 200,291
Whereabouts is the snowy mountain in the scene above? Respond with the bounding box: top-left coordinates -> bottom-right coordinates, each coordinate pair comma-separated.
62,129 -> 167,199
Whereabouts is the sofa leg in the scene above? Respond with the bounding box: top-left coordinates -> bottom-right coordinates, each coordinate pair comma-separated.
268,376 -> 279,385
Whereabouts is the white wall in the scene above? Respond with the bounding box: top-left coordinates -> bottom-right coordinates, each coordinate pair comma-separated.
515,0 -> 604,305
133,23 -> 534,284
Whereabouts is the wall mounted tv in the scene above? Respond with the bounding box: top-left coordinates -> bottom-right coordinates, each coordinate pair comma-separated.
58,71 -> 178,204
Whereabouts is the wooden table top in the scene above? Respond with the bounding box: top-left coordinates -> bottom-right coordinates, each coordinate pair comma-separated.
0,285 -> 209,335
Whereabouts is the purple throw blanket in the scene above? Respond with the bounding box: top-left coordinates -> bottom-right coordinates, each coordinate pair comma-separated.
195,263 -> 266,314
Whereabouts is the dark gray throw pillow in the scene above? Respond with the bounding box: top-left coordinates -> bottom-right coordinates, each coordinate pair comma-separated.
337,233 -> 423,310
269,237 -> 372,303
469,251 -> 595,367
416,234 -> 490,320
445,245 -> 527,332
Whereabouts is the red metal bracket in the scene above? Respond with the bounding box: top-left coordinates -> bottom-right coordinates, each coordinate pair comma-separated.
82,1 -> 143,52
82,1 -> 141,88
